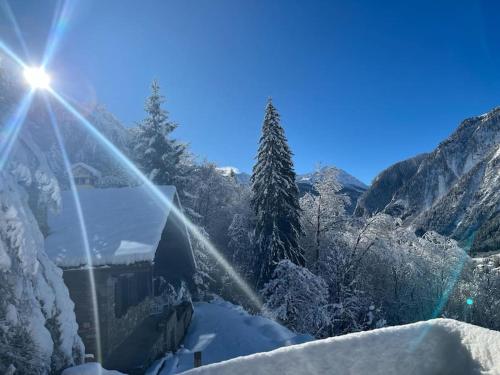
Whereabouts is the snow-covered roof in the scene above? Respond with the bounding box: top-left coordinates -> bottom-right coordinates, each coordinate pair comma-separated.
71,162 -> 102,178
183,319 -> 500,375
45,186 -> 178,268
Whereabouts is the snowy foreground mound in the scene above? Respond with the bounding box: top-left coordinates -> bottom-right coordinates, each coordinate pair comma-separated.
62,363 -> 124,375
149,299 -> 311,374
184,319 -> 500,375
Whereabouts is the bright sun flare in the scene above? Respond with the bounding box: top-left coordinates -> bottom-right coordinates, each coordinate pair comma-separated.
24,66 -> 51,89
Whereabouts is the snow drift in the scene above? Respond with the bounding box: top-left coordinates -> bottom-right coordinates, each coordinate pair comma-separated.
62,363 -> 124,375
183,319 -> 500,375
149,299 -> 311,374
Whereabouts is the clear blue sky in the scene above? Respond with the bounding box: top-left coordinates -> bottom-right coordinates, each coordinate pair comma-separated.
2,0 -> 500,184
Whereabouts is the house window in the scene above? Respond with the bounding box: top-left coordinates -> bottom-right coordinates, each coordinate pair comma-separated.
73,176 -> 96,186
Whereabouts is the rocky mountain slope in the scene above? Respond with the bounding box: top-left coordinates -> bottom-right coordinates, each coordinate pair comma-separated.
356,107 -> 500,252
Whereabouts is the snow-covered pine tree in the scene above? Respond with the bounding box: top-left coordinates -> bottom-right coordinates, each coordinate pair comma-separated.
251,99 -> 304,287
133,80 -> 186,186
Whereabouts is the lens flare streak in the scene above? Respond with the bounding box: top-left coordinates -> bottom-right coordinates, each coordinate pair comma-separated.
0,39 -> 26,69
44,97 -> 103,363
42,0 -> 75,68
0,91 -> 34,170
0,8 -> 262,362
0,0 -> 30,61
47,87 -> 263,310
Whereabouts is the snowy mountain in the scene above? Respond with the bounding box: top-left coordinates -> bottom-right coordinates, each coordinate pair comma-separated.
297,166 -> 368,213
356,107 -> 500,252
298,166 -> 368,190
216,166 -> 251,184
183,319 -> 500,375
216,164 -> 367,212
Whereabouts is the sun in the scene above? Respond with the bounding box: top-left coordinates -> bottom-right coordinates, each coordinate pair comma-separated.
24,67 -> 51,89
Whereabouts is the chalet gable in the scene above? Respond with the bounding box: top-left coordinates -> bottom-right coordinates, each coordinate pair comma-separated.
71,162 -> 102,187
45,185 -> 195,275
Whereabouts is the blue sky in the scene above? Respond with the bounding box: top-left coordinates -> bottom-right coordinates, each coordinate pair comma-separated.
2,0 -> 500,184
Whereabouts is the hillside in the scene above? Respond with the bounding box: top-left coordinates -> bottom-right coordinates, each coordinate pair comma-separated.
356,107 -> 500,252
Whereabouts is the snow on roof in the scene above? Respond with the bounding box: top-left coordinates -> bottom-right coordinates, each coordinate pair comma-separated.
45,186 -> 177,268
71,162 -> 102,178
183,319 -> 500,375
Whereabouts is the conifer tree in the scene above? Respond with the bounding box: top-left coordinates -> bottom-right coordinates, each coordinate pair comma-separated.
251,99 -> 304,286
133,80 -> 185,186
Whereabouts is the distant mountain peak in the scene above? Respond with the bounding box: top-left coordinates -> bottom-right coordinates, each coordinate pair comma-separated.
298,165 -> 368,190
216,166 -> 241,176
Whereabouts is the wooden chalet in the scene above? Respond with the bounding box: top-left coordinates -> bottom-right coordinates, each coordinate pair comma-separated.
45,185 -> 196,373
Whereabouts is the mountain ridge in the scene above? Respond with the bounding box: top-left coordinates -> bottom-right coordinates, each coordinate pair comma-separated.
356,106 -> 500,252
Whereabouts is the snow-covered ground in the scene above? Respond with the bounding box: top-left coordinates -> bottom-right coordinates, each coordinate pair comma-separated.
62,363 -> 125,375
182,319 -> 500,375
148,299 -> 312,374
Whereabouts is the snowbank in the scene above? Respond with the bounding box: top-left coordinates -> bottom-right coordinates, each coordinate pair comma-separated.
151,299 -> 311,374
183,319 -> 500,375
62,363 -> 124,375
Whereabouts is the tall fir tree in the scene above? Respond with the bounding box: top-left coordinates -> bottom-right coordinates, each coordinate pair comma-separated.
251,98 -> 304,287
133,80 -> 185,186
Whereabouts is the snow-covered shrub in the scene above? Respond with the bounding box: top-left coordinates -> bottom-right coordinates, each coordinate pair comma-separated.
357,218 -> 468,326
300,168 -> 350,267
192,227 -> 218,300
262,260 -> 330,335
154,281 -> 192,311
446,257 -> 500,330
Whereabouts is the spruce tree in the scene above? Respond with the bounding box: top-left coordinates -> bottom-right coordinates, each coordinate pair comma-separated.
133,80 -> 185,186
251,99 -> 304,287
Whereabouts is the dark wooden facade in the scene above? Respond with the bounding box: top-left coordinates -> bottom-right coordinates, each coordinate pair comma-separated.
63,263 -> 152,360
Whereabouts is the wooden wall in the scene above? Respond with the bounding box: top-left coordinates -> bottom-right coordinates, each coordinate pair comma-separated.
63,263 -> 153,360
